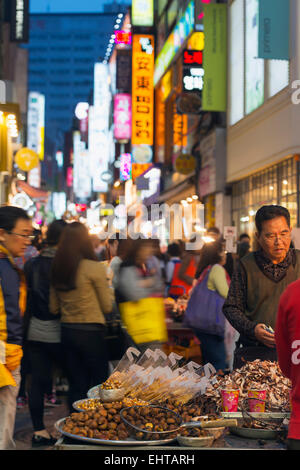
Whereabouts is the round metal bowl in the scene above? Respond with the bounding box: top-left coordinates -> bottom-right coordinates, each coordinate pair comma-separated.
177,435 -> 214,448
87,385 -> 100,399
99,387 -> 125,403
230,426 -> 279,440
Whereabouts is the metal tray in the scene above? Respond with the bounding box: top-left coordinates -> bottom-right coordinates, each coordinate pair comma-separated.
87,386 -> 100,399
229,426 -> 279,440
55,418 -> 177,447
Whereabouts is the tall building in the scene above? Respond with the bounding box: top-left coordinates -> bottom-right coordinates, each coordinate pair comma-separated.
23,11 -> 125,167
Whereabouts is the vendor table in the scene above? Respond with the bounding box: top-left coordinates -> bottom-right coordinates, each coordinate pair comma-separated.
54,433 -> 286,451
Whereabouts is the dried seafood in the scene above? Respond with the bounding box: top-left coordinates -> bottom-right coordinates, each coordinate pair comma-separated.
205,360 -> 291,412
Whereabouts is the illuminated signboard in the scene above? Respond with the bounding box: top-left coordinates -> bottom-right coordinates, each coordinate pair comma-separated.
27,91 -> 45,161
90,63 -> 110,193
116,50 -> 131,93
131,163 -> 152,182
132,0 -> 154,27
120,153 -> 132,181
114,94 -> 131,141
10,0 -> 29,43
115,31 -> 132,45
154,1 -> 194,86
132,34 -> 154,158
183,50 -> 203,66
161,69 -> 172,102
182,49 -> 204,94
183,67 -> 204,92
73,131 -> 91,199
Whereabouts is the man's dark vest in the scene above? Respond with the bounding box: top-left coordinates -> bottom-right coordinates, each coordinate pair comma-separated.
240,250 -> 300,330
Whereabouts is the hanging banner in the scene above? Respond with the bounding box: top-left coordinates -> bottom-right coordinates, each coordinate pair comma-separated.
258,0 -> 290,60
202,4 -> 227,112
114,94 -> 131,141
132,34 -> 154,154
27,92 -> 45,161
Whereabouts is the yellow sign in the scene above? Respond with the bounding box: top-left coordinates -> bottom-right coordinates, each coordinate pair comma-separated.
175,153 -> 196,175
132,0 -> 154,26
15,147 -> 39,172
161,69 -> 172,102
131,163 -> 152,182
188,32 -> 205,51
173,102 -> 188,150
132,35 -> 154,148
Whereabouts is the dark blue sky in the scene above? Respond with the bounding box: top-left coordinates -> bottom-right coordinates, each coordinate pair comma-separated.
30,0 -> 108,13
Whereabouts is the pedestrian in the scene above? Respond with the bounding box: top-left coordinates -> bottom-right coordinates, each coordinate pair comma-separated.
165,242 -> 183,298
0,206 -> 32,450
24,219 -> 67,447
50,222 -> 114,412
185,240 -> 235,372
117,238 -> 166,354
275,281 -> 300,450
170,238 -> 201,297
223,205 -> 300,368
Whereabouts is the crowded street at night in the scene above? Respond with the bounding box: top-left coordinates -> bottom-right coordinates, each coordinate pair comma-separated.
0,0 -> 299,459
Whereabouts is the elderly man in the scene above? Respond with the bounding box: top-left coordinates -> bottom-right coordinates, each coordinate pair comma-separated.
223,205 -> 300,369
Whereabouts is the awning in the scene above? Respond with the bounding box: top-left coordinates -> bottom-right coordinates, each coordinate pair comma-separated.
16,180 -> 49,201
158,173 -> 196,204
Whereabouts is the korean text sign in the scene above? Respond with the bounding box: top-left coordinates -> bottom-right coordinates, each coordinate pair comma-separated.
132,35 -> 154,147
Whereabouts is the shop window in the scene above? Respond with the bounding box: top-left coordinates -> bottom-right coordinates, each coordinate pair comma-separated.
229,0 -> 290,126
232,157 -> 298,238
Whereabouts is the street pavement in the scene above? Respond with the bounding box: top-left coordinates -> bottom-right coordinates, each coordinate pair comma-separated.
14,395 -> 69,450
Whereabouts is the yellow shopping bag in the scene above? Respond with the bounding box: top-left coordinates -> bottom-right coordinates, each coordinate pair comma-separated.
119,297 -> 167,345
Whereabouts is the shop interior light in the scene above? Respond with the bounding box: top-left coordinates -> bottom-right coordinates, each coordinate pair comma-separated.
118,13 -> 123,18
116,19 -> 121,24
187,197 -> 193,203
240,216 -> 250,222
269,185 -> 274,190
283,180 -> 288,185
180,199 -> 188,205
202,235 -> 215,244
249,210 -> 256,216
114,25 -> 120,29
114,180 -> 121,188
192,195 -> 198,200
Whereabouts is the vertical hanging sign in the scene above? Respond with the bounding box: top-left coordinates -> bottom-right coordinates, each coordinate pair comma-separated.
202,4 -> 227,112
258,0 -> 290,60
132,34 -> 154,164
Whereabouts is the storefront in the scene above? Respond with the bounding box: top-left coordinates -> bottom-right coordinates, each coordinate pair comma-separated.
231,156 -> 299,238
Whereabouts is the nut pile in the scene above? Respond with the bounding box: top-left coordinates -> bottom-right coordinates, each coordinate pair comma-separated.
179,428 -> 211,438
100,378 -> 123,390
63,402 -> 129,441
76,397 -> 147,411
121,406 -> 181,440
205,360 -> 291,412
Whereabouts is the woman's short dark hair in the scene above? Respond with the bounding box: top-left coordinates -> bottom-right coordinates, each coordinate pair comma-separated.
51,222 -> 97,291
255,205 -> 290,234
195,240 -> 224,279
0,205 -> 30,231
46,219 -> 67,246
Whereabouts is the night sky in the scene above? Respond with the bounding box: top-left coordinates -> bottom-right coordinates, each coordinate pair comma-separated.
30,0 -> 111,13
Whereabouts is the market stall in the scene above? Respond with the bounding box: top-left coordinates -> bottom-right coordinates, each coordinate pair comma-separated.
54,348 -> 291,450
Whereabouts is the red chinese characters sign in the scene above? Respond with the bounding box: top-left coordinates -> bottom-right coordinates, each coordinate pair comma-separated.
132,34 -> 154,147
114,93 -> 131,141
